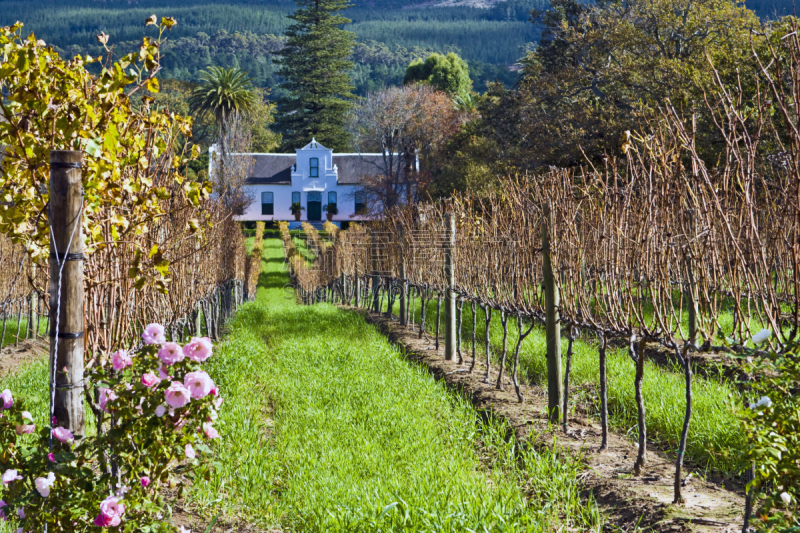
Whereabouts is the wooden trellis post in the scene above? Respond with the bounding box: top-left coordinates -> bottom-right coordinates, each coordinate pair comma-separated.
49,150 -> 86,436
399,224 -> 407,326
371,230 -> 380,312
444,213 -> 456,360
542,203 -> 563,422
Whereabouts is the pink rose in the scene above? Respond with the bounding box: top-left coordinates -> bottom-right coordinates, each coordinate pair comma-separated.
2,469 -> 22,484
184,371 -> 214,400
158,342 -> 184,366
35,472 -> 55,497
155,405 -> 167,417
94,495 -> 125,527
142,372 -> 159,388
99,388 -> 117,413
0,389 -> 12,409
140,476 -> 150,488
16,506 -> 25,518
0,499 -> 5,519
15,411 -> 35,435
47,452 -> 55,462
210,386 -> 219,397
203,423 -> 220,439
158,366 -> 171,380
185,444 -> 196,459
164,382 -> 191,409
183,337 -> 212,362
111,350 -> 132,371
52,426 -> 74,444
142,323 -> 166,345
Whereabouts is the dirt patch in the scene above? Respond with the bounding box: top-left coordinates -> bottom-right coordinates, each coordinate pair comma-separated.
164,479 -> 276,533
353,307 -> 746,533
0,338 -> 48,378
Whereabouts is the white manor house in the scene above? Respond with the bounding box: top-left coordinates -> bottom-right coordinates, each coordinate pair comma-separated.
209,139 -> 416,225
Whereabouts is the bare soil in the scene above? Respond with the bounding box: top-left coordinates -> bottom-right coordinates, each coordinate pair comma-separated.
0,338 -> 48,378
353,307 -> 746,533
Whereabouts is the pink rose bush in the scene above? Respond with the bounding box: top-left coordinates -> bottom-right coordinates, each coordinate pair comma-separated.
111,349 -> 133,371
0,323 -> 223,531
183,337 -> 212,362
14,411 -> 35,435
93,495 -> 125,527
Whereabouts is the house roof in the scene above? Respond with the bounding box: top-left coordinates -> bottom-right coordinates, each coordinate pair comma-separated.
243,153 -> 404,186
245,154 -> 294,185
333,154 -> 391,185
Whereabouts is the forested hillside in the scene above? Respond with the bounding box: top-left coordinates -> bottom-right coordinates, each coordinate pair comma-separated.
0,0 -> 539,95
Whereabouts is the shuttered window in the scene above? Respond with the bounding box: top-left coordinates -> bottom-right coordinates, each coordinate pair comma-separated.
261,192 -> 274,215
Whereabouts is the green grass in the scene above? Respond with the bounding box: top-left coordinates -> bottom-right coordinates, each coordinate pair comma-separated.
1,316 -> 48,348
292,234 -> 316,263
188,239 -> 603,531
393,295 -> 746,476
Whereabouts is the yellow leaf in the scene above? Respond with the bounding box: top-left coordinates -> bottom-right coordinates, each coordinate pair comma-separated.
145,77 -> 159,94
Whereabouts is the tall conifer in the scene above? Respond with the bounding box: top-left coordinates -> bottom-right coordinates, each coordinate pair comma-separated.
276,0 -> 355,151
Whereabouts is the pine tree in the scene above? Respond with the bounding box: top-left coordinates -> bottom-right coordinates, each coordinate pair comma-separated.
275,0 -> 356,152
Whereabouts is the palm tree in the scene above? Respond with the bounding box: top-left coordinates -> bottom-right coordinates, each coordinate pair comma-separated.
189,66 -> 257,141
190,67 -> 257,213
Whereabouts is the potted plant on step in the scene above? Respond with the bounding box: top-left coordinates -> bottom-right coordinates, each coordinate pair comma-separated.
323,203 -> 338,222
291,202 -> 304,221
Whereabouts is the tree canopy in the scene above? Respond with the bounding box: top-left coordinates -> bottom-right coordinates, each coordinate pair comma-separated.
189,66 -> 258,131
404,52 -> 472,99
275,0 -> 356,151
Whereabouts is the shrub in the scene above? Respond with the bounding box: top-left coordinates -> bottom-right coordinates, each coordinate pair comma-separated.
737,331 -> 799,531
0,325 -> 222,531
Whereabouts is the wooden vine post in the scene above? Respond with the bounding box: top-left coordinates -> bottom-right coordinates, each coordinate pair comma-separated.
371,229 -> 380,312
686,210 -> 698,343
49,150 -> 86,436
398,224 -> 407,326
444,213 -> 456,360
542,203 -> 563,422
28,262 -> 37,337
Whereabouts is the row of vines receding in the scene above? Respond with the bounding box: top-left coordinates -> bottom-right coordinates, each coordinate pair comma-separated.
282,22 -> 800,517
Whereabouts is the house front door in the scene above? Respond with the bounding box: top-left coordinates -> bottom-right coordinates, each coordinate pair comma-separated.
307,192 -> 322,221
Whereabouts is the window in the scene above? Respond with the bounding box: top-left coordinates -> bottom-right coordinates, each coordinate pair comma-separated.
354,191 -> 366,215
328,191 -> 337,207
310,157 -> 319,178
292,191 -> 300,205
261,192 -> 274,216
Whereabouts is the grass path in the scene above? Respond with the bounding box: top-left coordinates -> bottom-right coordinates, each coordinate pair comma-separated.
191,239 -> 601,531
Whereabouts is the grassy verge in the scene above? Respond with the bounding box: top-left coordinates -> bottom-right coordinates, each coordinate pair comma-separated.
1,317 -> 48,348
189,239 -> 602,531
394,296 -> 745,476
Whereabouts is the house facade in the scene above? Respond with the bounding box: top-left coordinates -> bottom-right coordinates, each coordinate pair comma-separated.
209,139 -> 414,224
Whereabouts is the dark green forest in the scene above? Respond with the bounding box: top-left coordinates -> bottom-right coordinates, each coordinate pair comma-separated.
0,0 -> 793,95
0,0 -> 541,95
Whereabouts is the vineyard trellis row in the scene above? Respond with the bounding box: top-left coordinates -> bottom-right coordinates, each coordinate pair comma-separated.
1,215 -> 260,357
282,33 -> 800,508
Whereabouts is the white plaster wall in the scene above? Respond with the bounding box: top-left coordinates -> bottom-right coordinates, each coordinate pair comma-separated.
235,184 -> 367,222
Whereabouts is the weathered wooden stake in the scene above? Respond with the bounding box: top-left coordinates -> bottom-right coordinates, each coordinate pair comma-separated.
49,150 -> 86,436
398,224 -> 407,326
444,213 -> 456,360
371,230 -> 380,312
542,203 -> 563,422
28,262 -> 38,337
